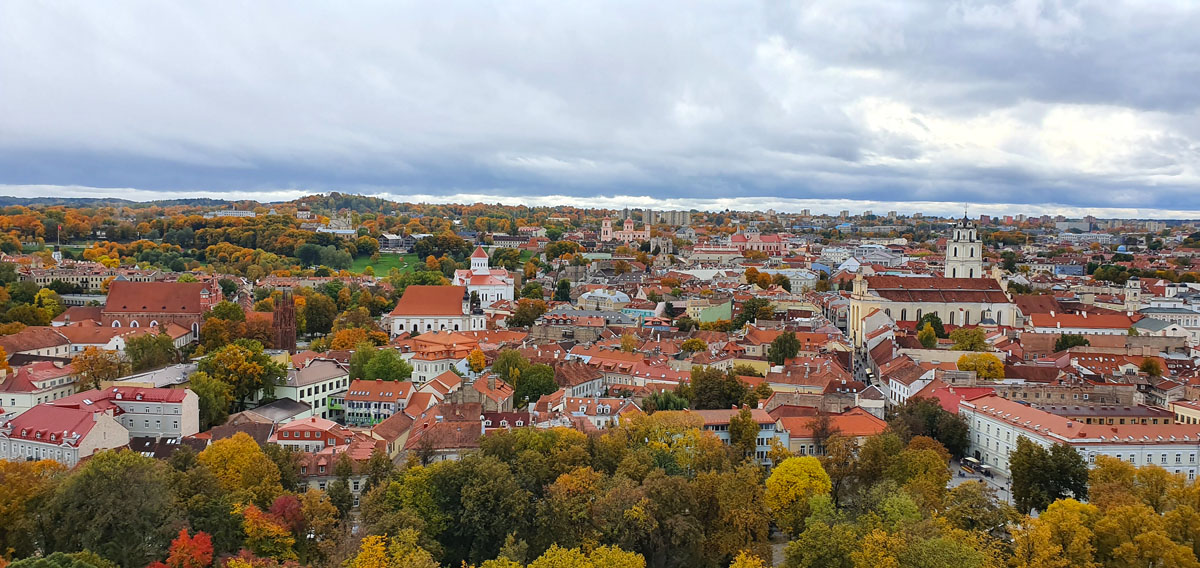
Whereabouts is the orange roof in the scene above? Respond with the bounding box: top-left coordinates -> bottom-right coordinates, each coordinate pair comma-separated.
781,408 -> 887,438
104,281 -> 210,314
389,285 -> 467,317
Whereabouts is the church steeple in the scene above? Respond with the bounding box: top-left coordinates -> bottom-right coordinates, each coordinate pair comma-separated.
945,217 -> 983,279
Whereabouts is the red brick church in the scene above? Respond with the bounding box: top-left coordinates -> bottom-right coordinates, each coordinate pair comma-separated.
101,280 -> 222,339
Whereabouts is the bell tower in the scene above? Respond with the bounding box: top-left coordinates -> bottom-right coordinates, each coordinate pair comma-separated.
945,216 -> 983,279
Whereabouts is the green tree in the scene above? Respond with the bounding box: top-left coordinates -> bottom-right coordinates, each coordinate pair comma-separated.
1140,358 -> 1164,377
491,349 -> 531,384
364,348 -> 413,381
188,371 -> 232,431
918,312 -> 947,338
507,298 -> 548,328
205,301 -> 245,322
520,281 -> 544,300
514,363 -> 556,407
125,332 -> 180,372
687,367 -> 750,410
554,279 -> 572,302
734,298 -> 773,329
887,397 -> 970,458
303,293 -> 338,336
767,331 -> 801,365
1054,333 -> 1091,352
1010,436 -> 1089,514
47,450 -> 177,568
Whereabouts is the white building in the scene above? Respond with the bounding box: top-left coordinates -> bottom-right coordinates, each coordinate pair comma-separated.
961,394 -> 1200,480
452,247 -> 515,308
271,360 -> 350,421
945,217 -> 984,279
694,408 -> 790,466
385,285 -> 486,336
0,404 -> 128,466
0,362 -> 78,417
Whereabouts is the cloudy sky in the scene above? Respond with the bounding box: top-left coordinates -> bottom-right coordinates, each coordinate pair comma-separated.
1,1 -> 1199,217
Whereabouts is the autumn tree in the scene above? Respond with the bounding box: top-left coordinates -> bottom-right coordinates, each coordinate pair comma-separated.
197,339 -> 286,409
507,298 -> 548,328
0,459 -> 66,558
680,338 -> 707,352
197,432 -> 283,507
765,456 -> 833,536
71,347 -> 129,390
956,352 -> 1004,379
149,529 -> 213,568
467,348 -> 487,373
620,333 -> 639,353
949,327 -> 989,351
917,322 -> 937,349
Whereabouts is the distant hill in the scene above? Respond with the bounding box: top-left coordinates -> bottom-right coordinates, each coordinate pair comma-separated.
0,196 -> 236,208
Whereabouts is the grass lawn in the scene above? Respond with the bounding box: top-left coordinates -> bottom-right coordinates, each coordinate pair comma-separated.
352,253 -> 419,274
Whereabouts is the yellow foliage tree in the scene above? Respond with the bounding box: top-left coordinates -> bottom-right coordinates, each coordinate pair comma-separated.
764,456 -> 833,536
345,530 -> 438,568
197,432 -> 282,507
728,551 -> 768,568
468,348 -> 487,373
956,352 -> 1004,379
1011,498 -> 1100,568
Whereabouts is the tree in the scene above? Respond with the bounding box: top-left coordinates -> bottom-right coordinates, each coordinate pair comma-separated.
71,347 -> 128,390
345,531 -> 439,568
620,334 -> 639,353
327,454 -> 354,518
349,343 -> 375,380
197,340 -> 286,409
734,298 -> 773,329
1010,436 -> 1088,514
917,322 -> 937,349
643,390 -> 689,412
514,364 -> 556,407
151,529 -> 213,568
1054,333 -> 1091,353
918,312 -> 947,338
303,293 -> 338,336
520,281 -> 544,300
46,450 -> 176,568
361,448 -> 396,495
949,327 -> 989,351
806,413 -> 840,456
241,503 -> 296,561
364,348 -> 413,381
765,456 -> 833,536
728,406 -> 759,459
467,348 -> 487,373
887,397 -> 970,458
554,279 -> 571,302
680,338 -> 707,352
206,300 -> 246,322
189,371 -> 232,430
507,298 -> 548,328
1140,358 -> 1164,377
767,332 -> 801,365
125,332 -> 180,372
943,480 -> 1014,534
687,367 -> 750,410
957,352 -> 1004,379
0,459 -> 66,559
5,305 -> 50,326
491,349 -> 530,384
197,432 -> 283,507
1011,498 -> 1099,568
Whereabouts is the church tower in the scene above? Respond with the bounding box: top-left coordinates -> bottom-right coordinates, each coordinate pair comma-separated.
470,246 -> 489,275
601,218 -> 613,242
945,217 -> 984,279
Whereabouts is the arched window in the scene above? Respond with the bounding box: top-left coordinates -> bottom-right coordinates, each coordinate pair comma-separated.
149,320 -> 159,328
884,309 -> 891,318
915,309 -> 922,321
963,311 -> 970,325
996,312 -> 1003,326
948,312 -> 955,325
900,309 -> 907,321
454,324 -> 460,331
130,320 -> 139,328
969,268 -> 975,278
953,246 -> 958,257
112,321 -> 121,328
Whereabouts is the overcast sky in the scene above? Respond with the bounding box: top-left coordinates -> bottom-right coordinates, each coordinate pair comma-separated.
1,1 -> 1199,217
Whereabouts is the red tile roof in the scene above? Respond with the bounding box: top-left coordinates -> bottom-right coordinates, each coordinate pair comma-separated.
104,281 -> 210,314
388,285 -> 468,317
